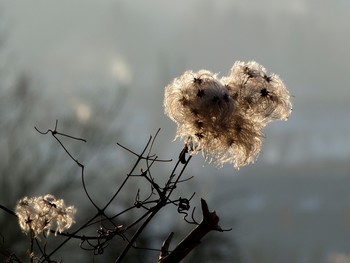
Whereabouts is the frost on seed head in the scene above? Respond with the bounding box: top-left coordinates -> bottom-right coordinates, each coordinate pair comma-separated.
164,61 -> 292,169
15,194 -> 76,237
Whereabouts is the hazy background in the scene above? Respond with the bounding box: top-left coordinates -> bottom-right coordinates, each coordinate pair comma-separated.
0,1 -> 349,262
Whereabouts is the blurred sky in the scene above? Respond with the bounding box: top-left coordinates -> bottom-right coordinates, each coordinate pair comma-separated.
1,0 -> 349,167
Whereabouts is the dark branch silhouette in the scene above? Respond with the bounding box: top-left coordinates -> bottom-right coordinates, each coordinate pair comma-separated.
0,121 -> 230,262
157,199 -> 228,263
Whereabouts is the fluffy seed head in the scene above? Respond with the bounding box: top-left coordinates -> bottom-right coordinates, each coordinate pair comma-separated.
164,61 -> 292,168
222,61 -> 292,124
15,194 -> 76,237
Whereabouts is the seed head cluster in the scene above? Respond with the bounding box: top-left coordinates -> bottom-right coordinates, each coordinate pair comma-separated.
164,61 -> 292,168
15,194 -> 76,237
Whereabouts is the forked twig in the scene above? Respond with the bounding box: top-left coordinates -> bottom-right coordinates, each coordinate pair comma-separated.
34,121 -> 98,208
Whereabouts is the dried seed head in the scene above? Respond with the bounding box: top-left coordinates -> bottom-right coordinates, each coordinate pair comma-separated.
222,62 -> 292,124
164,61 -> 292,168
164,70 -> 234,125
15,194 -> 76,237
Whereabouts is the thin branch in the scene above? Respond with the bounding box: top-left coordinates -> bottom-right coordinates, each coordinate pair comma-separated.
41,213 -> 100,262
34,120 -> 86,142
165,155 -> 192,200
147,128 -> 161,158
0,204 -> 17,217
116,143 -> 171,163
114,206 -> 160,263
123,210 -> 153,232
35,121 -> 99,210
102,135 -> 153,211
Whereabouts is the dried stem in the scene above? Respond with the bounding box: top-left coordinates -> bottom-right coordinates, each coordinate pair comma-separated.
115,148 -> 193,263
158,199 -> 225,263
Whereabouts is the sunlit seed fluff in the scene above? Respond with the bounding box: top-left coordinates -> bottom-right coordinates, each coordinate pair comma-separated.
15,194 -> 76,237
164,70 -> 234,125
198,113 -> 264,168
164,61 -> 292,168
222,61 -> 292,124
164,69 -> 260,168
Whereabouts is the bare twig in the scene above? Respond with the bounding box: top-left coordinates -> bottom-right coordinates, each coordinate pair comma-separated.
103,135 -> 154,211
158,199 -> 228,263
35,121 -> 98,211
0,204 -> 17,217
115,147 -> 193,263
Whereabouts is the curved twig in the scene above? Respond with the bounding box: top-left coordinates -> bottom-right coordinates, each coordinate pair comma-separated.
35,120 -> 98,211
